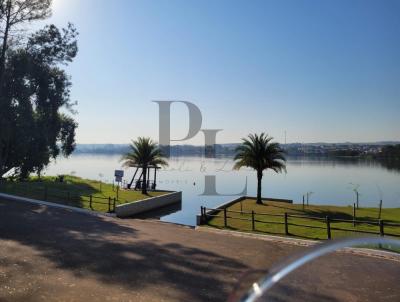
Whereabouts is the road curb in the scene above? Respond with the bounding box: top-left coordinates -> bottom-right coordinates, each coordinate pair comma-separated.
196,226 -> 400,262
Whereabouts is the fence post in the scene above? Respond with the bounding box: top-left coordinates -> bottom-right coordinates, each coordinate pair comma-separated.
353,203 -> 356,227
113,198 -> 116,212
356,192 -> 359,209
302,195 -> 305,210
251,211 -> 255,231
89,195 -> 93,209
379,220 -> 384,237
224,208 -> 227,228
378,200 -> 383,220
326,216 -> 331,240
202,206 -> 207,224
284,213 -> 289,235
108,197 -> 111,212
44,186 -> 48,201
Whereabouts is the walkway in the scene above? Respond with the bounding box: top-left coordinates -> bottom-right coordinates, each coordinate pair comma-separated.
0,199 -> 399,301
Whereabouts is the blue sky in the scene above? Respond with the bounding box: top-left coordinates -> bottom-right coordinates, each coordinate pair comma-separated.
46,0 -> 399,144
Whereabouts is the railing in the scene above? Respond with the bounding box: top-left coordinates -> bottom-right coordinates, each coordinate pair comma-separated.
126,179 -> 157,190
200,206 -> 400,240
0,183 -> 118,213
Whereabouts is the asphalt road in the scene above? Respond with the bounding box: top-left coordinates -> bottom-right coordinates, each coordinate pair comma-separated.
0,199 -> 399,301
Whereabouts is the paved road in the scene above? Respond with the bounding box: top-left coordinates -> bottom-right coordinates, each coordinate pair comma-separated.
0,199 -> 399,301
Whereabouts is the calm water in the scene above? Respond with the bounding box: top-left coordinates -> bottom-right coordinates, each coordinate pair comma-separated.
44,154 -> 400,226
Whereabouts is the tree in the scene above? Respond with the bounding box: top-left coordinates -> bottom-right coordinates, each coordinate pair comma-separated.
234,133 -> 286,204
121,138 -> 168,194
380,144 -> 400,159
0,0 -> 52,85
0,0 -> 78,179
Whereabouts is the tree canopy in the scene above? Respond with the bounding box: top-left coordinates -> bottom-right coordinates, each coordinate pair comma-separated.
0,0 -> 78,179
121,137 -> 168,194
234,133 -> 286,204
380,145 -> 400,159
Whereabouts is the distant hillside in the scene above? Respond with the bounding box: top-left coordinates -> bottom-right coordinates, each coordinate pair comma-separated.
73,142 -> 400,157
74,144 -> 130,154
73,144 -> 238,156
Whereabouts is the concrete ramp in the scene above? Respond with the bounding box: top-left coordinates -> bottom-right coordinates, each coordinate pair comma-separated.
115,191 -> 182,218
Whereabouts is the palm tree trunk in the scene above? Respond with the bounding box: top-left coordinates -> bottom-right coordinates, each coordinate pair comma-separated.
142,166 -> 147,194
256,170 -> 263,204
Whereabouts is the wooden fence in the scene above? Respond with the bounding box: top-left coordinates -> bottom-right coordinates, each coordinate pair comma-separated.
200,206 -> 400,240
0,184 -> 118,213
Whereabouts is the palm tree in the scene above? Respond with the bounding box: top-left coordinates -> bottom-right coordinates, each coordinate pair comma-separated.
234,133 -> 286,204
121,137 -> 168,194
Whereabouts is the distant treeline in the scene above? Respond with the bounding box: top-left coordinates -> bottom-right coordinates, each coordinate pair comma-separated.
327,150 -> 362,157
376,144 -> 400,159
326,145 -> 400,159
73,143 -> 399,157
74,144 -> 130,154
73,144 -> 238,156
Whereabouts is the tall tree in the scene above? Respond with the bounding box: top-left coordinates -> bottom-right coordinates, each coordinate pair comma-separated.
0,0 -> 78,179
234,133 -> 286,204
121,138 -> 168,194
0,0 -> 52,85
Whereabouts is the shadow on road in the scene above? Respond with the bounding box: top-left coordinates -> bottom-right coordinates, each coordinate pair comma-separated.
0,199 -> 247,301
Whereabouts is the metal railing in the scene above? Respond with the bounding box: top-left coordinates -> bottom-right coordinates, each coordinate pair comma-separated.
200,206 -> 400,240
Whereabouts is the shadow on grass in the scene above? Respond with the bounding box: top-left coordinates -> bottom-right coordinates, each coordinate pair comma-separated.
300,209 -> 400,224
266,203 -> 305,213
301,209 -> 354,220
0,177 -> 103,211
0,199 -> 248,302
268,204 -> 397,224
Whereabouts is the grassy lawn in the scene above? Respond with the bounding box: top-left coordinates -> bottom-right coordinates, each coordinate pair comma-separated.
0,175 -> 167,213
206,199 -> 400,241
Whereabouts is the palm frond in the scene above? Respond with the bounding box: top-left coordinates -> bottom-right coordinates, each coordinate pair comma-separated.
234,133 -> 287,174
121,137 -> 169,168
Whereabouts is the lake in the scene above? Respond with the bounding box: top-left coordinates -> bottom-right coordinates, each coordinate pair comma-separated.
44,154 -> 400,226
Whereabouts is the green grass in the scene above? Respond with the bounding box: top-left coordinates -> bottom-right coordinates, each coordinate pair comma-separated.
0,175 -> 167,213
206,199 -> 400,241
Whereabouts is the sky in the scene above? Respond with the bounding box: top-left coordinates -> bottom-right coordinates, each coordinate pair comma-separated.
42,0 -> 400,144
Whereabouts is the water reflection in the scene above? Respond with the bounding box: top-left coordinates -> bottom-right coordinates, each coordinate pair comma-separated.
287,156 -> 400,172
45,154 -> 400,226
376,157 -> 400,173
